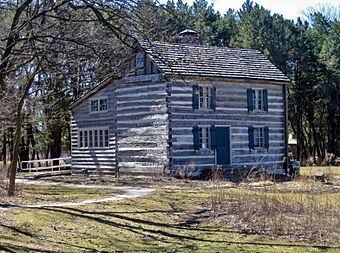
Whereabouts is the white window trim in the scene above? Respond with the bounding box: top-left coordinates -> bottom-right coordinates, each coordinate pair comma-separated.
252,88 -> 264,112
253,125 -> 265,149
78,127 -> 109,149
89,96 -> 108,114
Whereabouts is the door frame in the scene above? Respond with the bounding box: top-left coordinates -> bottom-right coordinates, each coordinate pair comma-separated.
214,125 -> 232,166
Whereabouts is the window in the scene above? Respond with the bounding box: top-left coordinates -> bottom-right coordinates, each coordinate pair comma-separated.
192,85 -> 216,110
79,131 -> 83,148
135,53 -> 145,69
90,100 -> 98,112
89,97 -> 108,113
94,130 -> 98,147
78,128 -> 109,148
248,126 -> 269,150
199,86 -> 212,109
199,127 -> 211,149
253,89 -> 263,110
247,88 -> 268,112
99,130 -> 103,147
99,99 -> 107,111
193,126 -> 212,150
254,127 -> 264,148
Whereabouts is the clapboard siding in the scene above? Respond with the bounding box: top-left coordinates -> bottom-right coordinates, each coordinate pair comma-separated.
115,79 -> 169,174
168,79 -> 286,172
71,83 -> 117,174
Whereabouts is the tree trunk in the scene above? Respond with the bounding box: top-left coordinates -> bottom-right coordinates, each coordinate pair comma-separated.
27,123 -> 36,160
50,121 -> 62,166
8,128 -> 14,162
2,130 -> 6,166
8,109 -> 25,196
327,106 -> 336,154
19,136 -> 29,170
7,76 -> 35,196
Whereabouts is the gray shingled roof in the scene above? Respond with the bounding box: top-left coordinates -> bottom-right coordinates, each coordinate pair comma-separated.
141,41 -> 289,82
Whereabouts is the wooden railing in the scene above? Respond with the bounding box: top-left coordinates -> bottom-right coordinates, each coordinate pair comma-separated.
20,157 -> 71,173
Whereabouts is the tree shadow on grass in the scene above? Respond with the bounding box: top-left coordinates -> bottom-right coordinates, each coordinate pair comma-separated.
0,224 -> 35,237
0,223 -> 98,252
0,242 -> 56,253
37,206 -> 340,251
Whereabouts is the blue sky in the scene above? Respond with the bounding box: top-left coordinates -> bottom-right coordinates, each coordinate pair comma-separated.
158,0 -> 339,20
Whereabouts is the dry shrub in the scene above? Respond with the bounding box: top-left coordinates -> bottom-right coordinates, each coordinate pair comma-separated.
210,165 -> 226,209
177,162 -> 196,180
207,181 -> 340,244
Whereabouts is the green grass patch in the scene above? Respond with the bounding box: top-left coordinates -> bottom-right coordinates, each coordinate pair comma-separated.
0,182 -> 339,252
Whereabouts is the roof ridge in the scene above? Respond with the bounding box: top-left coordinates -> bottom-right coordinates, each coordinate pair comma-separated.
140,40 -> 262,53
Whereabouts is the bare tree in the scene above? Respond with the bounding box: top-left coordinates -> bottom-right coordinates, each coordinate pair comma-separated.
0,0 -> 142,196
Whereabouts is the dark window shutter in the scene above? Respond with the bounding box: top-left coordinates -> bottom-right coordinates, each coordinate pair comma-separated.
193,126 -> 199,151
210,125 -> 216,150
248,126 -> 254,150
192,84 -> 199,110
211,86 -> 217,111
264,126 -> 269,150
263,89 -> 268,112
247,88 -> 253,112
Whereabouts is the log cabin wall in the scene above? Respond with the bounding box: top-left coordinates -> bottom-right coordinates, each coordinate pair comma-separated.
168,77 -> 287,174
115,74 -> 169,174
71,84 -> 117,175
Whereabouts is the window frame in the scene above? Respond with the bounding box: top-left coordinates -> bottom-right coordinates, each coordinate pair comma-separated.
78,127 -> 110,149
89,96 -> 108,114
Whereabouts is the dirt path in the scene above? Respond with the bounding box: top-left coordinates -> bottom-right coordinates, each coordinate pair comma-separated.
0,179 -> 154,210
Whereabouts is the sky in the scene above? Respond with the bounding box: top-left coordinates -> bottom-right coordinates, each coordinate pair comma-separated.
158,0 -> 339,20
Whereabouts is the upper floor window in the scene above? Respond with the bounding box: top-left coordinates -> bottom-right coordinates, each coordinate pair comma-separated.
79,128 -> 109,148
89,97 -> 108,113
247,88 -> 268,112
192,84 -> 216,110
253,89 -> 263,110
135,53 -> 145,69
199,86 -> 212,109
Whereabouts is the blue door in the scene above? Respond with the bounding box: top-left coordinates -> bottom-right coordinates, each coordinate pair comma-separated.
216,127 -> 230,165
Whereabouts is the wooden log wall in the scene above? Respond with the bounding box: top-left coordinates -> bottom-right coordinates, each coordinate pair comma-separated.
168,78 -> 287,174
71,84 -> 117,175
71,74 -> 169,175
115,74 -> 169,174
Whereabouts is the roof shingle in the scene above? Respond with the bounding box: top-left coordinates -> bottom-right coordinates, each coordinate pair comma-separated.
141,41 -> 289,82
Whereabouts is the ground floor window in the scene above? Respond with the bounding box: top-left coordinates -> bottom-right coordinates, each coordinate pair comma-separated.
193,126 -> 212,150
79,128 -> 109,148
199,126 -> 211,149
254,127 -> 264,148
248,126 -> 269,150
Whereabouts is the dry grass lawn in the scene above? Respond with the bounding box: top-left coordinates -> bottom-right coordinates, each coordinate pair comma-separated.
0,174 -> 339,252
